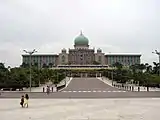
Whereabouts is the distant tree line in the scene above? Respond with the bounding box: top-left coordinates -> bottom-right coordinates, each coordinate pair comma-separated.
0,63 -> 66,90
0,61 -> 160,90
103,62 -> 160,87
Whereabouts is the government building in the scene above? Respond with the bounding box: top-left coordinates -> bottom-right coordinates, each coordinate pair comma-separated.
22,32 -> 141,68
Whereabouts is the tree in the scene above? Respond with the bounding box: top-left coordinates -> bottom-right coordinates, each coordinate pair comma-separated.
34,62 -> 38,67
42,63 -> 48,68
139,63 -> 146,72
153,62 -> 159,75
145,63 -> 152,73
48,63 -> 53,68
130,64 -> 145,73
112,62 -> 123,70
130,64 -> 136,73
20,62 -> 29,68
0,63 -> 7,71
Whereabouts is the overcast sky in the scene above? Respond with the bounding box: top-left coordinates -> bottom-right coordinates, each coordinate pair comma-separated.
0,0 -> 159,67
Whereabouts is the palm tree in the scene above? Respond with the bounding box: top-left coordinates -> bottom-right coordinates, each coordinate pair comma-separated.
153,62 -> 160,75
145,63 -> 152,73
0,63 -> 6,71
130,64 -> 145,73
139,63 -> 146,72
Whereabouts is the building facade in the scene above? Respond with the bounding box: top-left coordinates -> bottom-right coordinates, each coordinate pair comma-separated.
105,53 -> 141,66
22,32 -> 141,68
22,54 -> 58,68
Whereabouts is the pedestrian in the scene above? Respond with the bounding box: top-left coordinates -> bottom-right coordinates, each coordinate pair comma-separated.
147,86 -> 149,92
24,94 -> 29,108
43,87 -> 45,92
20,95 -> 24,108
138,86 -> 140,92
46,86 -> 50,95
52,87 -> 53,92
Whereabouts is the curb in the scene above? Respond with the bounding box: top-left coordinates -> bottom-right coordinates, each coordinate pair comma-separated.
97,77 -> 113,87
97,77 -> 160,92
58,77 -> 73,92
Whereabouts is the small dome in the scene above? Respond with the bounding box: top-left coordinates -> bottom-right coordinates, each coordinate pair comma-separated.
62,48 -> 66,52
97,48 -> 102,52
74,32 -> 89,45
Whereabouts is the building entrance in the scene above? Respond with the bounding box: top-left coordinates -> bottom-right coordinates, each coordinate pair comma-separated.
67,72 -> 102,78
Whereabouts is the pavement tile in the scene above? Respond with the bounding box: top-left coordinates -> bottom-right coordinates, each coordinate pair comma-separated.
1,98 -> 160,120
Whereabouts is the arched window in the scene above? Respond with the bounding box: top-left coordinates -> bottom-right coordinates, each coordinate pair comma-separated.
98,56 -> 101,63
62,55 -> 65,63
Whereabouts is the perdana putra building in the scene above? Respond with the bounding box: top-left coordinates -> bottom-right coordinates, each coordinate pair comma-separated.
22,32 -> 141,68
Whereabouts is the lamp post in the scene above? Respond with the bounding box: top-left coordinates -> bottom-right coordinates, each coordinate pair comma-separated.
111,68 -> 113,86
64,69 -> 66,87
152,50 -> 160,76
23,49 -> 37,92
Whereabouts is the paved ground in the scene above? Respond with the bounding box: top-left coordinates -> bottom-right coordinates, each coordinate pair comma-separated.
1,78 -> 160,120
98,77 -> 160,92
62,77 -> 125,92
1,91 -> 160,98
1,77 -> 160,98
0,98 -> 160,120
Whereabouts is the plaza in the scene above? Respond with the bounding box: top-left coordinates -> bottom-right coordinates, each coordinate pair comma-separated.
0,98 -> 160,120
1,77 -> 160,120
0,0 -> 159,119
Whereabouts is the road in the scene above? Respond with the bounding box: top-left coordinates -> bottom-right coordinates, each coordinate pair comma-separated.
1,77 -> 160,98
62,77 -> 124,92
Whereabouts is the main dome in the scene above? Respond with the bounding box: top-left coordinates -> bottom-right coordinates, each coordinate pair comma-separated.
74,32 -> 89,45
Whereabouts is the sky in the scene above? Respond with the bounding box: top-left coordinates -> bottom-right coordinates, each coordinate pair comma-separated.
0,0 -> 159,67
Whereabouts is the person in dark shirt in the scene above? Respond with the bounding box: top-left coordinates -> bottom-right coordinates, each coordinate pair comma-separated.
20,95 -> 24,107
46,86 -> 50,95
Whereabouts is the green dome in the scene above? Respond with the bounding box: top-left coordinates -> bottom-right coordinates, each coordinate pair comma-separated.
74,33 -> 89,45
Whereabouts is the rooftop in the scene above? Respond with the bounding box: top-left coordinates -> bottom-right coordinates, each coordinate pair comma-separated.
22,53 -> 58,56
105,53 -> 141,56
22,52 -> 141,56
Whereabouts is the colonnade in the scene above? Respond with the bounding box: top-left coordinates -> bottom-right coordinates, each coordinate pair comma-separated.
67,72 -> 102,78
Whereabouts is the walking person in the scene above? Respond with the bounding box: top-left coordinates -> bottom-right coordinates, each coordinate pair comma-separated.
20,95 -> 24,108
46,86 -> 50,95
24,94 -> 29,108
43,87 -> 45,92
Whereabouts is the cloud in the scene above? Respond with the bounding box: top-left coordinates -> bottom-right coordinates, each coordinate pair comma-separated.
0,0 -> 159,67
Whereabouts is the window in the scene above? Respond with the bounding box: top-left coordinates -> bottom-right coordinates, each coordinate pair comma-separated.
98,56 -> 101,62
62,55 -> 65,63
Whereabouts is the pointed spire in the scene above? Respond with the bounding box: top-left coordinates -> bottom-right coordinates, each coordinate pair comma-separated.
80,30 -> 83,35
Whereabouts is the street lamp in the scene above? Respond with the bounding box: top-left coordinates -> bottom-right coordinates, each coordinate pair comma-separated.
111,69 -> 113,86
65,70 -> 67,86
152,50 -> 160,76
23,49 -> 37,92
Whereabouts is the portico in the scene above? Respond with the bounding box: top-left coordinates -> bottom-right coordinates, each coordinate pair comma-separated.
65,70 -> 102,78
